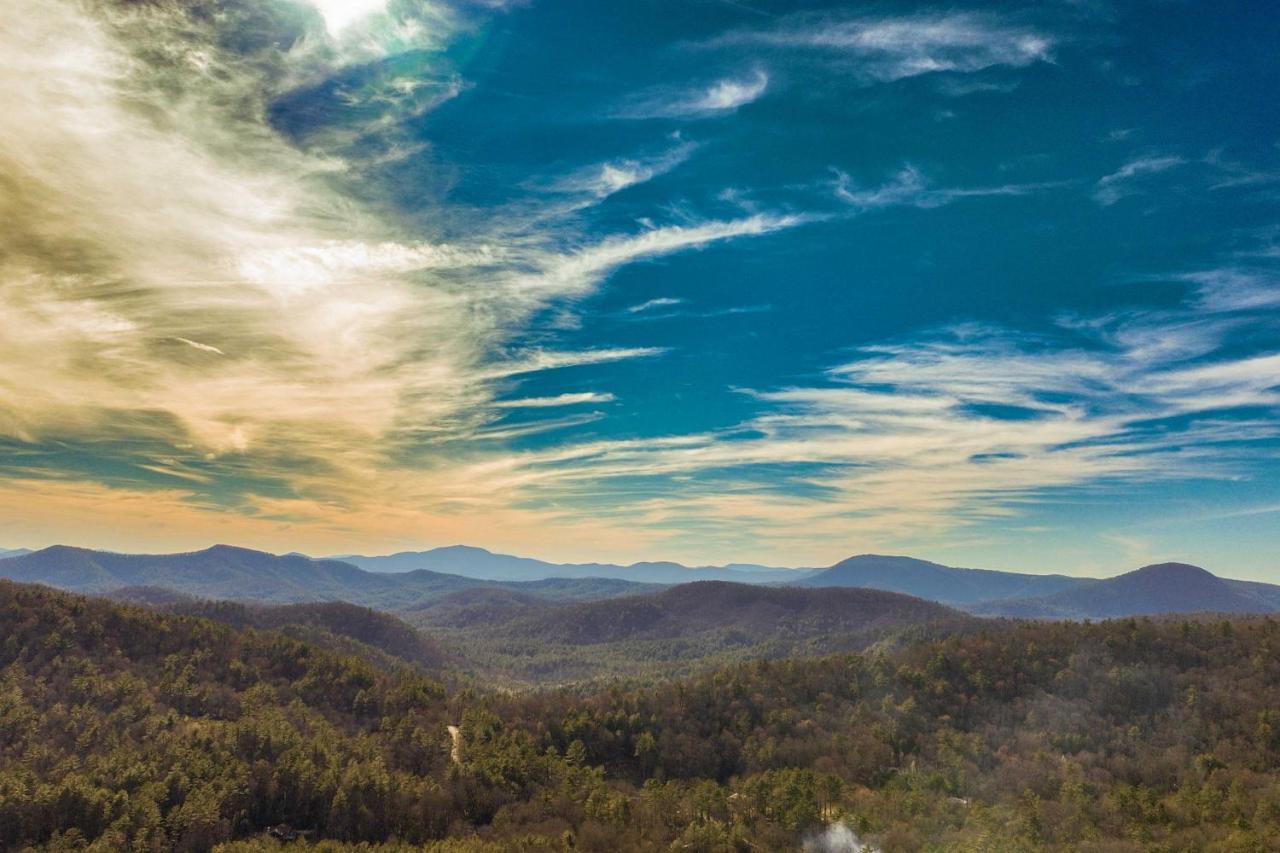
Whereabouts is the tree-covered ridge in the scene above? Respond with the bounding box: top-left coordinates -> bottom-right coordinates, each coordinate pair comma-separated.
406,581 -> 970,686
130,594 -> 452,673
4,580 -> 1280,851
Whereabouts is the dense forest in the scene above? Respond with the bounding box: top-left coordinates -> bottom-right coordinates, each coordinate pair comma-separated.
3,579 -> 1280,851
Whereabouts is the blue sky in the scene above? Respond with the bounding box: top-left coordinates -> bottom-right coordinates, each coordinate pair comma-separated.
0,0 -> 1277,577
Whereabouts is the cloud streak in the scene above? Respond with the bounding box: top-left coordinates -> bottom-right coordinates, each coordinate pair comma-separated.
713,12 -> 1052,82
1093,155 -> 1185,205
622,69 -> 769,118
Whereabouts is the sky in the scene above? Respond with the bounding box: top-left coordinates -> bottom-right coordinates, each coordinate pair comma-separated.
1,0 -> 1278,578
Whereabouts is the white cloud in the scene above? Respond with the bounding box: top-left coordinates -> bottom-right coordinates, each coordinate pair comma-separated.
493,392 -> 616,408
833,166 -> 1059,212
716,13 -> 1052,82
545,141 -> 696,199
623,69 -> 769,119
483,348 -> 668,379
514,212 -> 810,296
173,338 -> 227,356
1181,267 -> 1280,312
628,297 -> 685,313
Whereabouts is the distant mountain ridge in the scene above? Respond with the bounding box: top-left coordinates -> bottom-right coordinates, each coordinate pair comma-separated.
795,554 -> 1088,604
5,544 -> 1276,623
0,545 -> 656,608
798,555 -> 1280,619
973,562 -> 1280,619
337,545 -> 812,584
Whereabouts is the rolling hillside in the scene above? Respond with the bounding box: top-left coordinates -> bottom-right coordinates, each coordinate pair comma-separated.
410,580 -> 972,685
107,588 -> 451,671
496,581 -> 965,645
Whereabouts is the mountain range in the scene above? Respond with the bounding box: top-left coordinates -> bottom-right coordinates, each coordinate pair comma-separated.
336,544 -> 810,584
2,543 -> 1277,623
0,545 -> 654,608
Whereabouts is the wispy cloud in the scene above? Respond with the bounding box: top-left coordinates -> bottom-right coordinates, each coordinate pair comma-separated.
713,12 -> 1052,82
541,140 -> 697,200
172,338 -> 227,356
628,297 -> 686,314
622,68 -> 769,118
439,283 -> 1280,562
513,212 -> 811,296
493,392 -> 616,408
482,348 -> 668,379
1182,267 -> 1280,312
833,166 -> 1062,212
1093,155 -> 1185,205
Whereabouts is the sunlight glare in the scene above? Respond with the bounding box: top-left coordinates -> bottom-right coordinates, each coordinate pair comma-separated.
311,0 -> 387,34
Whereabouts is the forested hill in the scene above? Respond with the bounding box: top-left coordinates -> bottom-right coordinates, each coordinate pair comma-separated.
480,581 -> 965,644
4,579 -> 1280,850
106,589 -> 452,672
405,581 -> 971,685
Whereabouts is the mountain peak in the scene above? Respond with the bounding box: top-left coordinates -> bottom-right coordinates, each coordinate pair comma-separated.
1128,562 -> 1215,580
975,560 -> 1275,619
203,544 -> 272,557
428,545 -> 495,557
